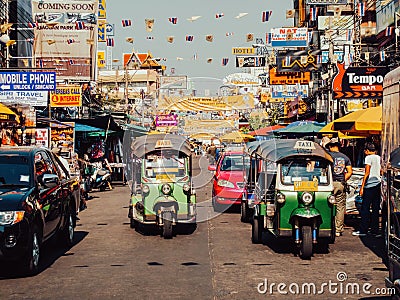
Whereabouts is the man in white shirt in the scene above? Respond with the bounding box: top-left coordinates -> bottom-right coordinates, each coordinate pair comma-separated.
353,142 -> 382,237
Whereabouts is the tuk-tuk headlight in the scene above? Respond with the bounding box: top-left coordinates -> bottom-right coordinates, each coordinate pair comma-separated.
162,183 -> 172,195
142,184 -> 150,194
183,184 -> 190,192
217,180 -> 235,188
327,194 -> 336,204
276,193 -> 286,204
302,192 -> 313,205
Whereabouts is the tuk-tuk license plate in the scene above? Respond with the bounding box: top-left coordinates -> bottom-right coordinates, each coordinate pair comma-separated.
156,174 -> 176,182
294,181 -> 318,192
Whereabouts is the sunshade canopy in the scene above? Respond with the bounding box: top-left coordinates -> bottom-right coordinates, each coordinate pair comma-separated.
319,122 -> 365,139
0,103 -> 19,123
252,139 -> 333,163
220,131 -> 255,143
275,121 -> 325,135
248,125 -> 285,136
332,106 -> 382,135
131,133 -> 192,157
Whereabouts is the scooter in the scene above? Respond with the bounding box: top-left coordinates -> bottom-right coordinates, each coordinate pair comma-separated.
89,166 -> 112,191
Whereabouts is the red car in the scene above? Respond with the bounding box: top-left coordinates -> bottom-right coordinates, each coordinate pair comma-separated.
208,149 -> 249,211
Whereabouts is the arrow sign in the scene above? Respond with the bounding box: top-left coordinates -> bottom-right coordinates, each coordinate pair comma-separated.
0,85 -> 10,90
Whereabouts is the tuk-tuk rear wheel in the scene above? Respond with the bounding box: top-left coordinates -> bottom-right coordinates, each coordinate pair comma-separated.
241,201 -> 251,223
162,211 -> 173,239
252,216 -> 263,244
299,226 -> 313,259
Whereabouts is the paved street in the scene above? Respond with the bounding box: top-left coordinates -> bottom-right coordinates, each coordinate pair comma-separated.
0,156 -> 391,299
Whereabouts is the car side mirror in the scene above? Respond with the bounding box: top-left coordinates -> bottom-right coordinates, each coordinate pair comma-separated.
208,165 -> 216,171
41,174 -> 59,189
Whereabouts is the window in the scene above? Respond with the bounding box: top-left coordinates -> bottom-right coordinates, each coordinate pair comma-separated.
281,159 -> 330,185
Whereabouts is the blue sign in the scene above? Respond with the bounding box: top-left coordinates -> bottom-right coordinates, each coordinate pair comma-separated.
0,72 -> 56,91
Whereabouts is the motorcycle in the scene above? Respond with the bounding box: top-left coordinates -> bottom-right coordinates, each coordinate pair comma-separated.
90,164 -> 112,191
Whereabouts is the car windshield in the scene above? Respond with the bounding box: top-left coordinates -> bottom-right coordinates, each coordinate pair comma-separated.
220,155 -> 249,171
144,151 -> 187,179
280,159 -> 330,185
0,155 -> 30,186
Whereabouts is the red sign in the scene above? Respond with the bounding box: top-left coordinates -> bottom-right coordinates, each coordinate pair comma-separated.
155,114 -> 178,127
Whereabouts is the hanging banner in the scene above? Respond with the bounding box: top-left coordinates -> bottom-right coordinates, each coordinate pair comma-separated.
271,27 -> 308,47
50,85 -> 82,107
98,22 -> 106,42
32,0 -> 98,81
332,62 -> 389,99
97,50 -> 106,68
98,0 -> 106,19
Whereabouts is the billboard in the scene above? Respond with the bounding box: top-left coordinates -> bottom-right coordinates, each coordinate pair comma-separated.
236,56 -> 266,68
50,85 -> 82,107
276,50 -> 321,72
271,85 -> 309,98
332,62 -> 389,99
269,68 -> 311,85
32,0 -> 98,81
271,27 -> 308,47
159,76 -> 188,89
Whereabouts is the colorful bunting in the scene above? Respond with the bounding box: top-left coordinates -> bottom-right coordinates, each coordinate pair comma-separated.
309,7 -> 318,22
67,39 -> 75,44
316,55 -> 322,64
266,32 -> 272,44
126,37 -> 134,43
121,19 -> 132,27
308,31 -> 313,43
358,2 -> 365,17
176,57 -> 184,60
146,36 -> 154,40
205,35 -> 213,42
385,26 -> 393,36
334,6 -> 341,18
106,37 -> 114,47
286,9 -> 295,19
285,56 -> 291,67
380,50 -> 385,61
168,17 -> 178,24
47,39 -> 56,45
75,21 -> 85,30
186,35 -> 194,41
167,36 -> 174,43
193,53 -> 198,60
246,33 -> 254,42
222,58 -> 229,66
207,58 -> 213,63
225,32 -> 234,37
187,16 -> 201,22
346,29 -> 353,41
28,22 -> 38,28
69,59 -> 75,65
145,19 -> 154,32
215,13 -> 224,19
262,11 -> 272,22
235,13 -> 248,19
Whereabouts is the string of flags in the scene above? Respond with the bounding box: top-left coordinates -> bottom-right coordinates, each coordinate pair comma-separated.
309,7 -> 318,22
385,26 -> 393,36
121,19 -> 132,27
358,2 -> 365,17
168,17 -> 178,24
261,11 -> 272,22
215,13 -> 224,19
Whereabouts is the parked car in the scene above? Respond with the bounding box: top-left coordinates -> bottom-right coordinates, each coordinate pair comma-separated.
0,147 -> 78,275
208,148 -> 249,212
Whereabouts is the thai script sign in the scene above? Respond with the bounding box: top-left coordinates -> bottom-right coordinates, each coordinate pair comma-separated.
271,27 -> 308,47
155,114 -> 178,127
269,68 -> 311,85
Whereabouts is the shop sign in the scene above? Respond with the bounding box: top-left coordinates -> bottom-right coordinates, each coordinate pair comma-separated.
50,122 -> 75,156
36,128 -> 49,148
332,62 -> 389,99
50,85 -> 82,107
156,114 -> 178,127
271,27 -> 308,48
271,85 -> 309,98
231,48 -> 255,55
0,91 -> 47,106
276,50 -> 322,72
236,56 -> 266,67
269,68 -> 311,85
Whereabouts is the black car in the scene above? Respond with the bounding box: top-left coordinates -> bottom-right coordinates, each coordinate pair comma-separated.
0,147 -> 78,275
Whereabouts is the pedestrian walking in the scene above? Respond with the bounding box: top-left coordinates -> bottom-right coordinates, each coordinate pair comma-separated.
353,142 -> 382,237
326,137 -> 353,237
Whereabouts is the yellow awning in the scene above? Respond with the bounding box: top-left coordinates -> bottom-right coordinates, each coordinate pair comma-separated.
0,103 -> 19,123
220,131 -> 255,143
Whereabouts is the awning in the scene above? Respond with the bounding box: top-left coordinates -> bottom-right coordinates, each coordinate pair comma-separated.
331,106 -> 382,135
0,103 -> 19,123
75,124 -> 105,132
319,122 -> 365,139
248,125 -> 285,136
275,121 -> 325,135
220,131 -> 255,143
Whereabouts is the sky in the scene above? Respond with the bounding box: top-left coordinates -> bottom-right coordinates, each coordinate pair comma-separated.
104,0 -> 293,82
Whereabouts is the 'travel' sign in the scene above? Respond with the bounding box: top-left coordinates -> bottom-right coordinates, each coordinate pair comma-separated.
232,47 -> 255,55
0,72 -> 56,91
332,62 -> 389,99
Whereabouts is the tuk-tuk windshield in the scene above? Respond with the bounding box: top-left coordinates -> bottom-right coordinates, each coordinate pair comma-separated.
220,155 -> 250,171
280,159 -> 330,185
144,151 -> 187,179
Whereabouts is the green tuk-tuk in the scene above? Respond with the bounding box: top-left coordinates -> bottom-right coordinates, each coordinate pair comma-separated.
128,134 -> 196,239
249,139 -> 336,259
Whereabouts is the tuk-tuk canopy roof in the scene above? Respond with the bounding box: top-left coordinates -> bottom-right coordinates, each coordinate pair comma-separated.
390,147 -> 400,168
252,139 -> 333,163
131,133 -> 192,158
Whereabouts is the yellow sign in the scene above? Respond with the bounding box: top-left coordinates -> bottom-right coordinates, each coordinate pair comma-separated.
232,47 -> 255,55
156,174 -> 176,182
155,140 -> 173,148
50,85 -> 82,107
97,50 -> 106,68
98,0 -> 106,19
294,181 -> 318,192
98,22 -> 106,42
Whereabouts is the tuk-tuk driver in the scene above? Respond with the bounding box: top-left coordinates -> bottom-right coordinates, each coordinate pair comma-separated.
326,137 -> 353,237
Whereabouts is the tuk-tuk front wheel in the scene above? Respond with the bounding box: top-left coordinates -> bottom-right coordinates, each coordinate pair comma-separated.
299,226 -> 313,259
252,216 -> 263,244
162,211 -> 173,239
